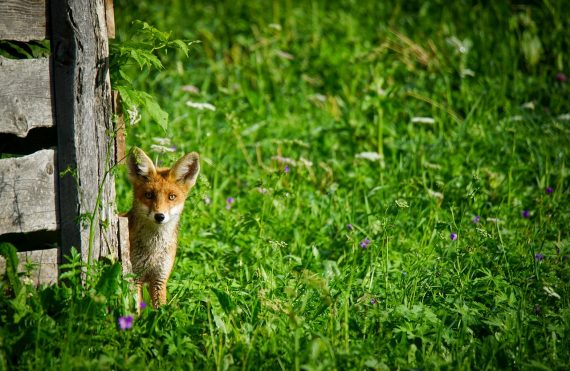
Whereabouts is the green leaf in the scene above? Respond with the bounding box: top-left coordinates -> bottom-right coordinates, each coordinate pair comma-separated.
211,287 -> 234,314
95,262 -> 122,299
521,31 -> 543,67
0,242 -> 22,295
171,40 -> 189,56
143,95 -> 169,131
10,289 -> 30,324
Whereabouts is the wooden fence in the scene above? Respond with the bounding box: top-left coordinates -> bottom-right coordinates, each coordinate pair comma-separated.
0,0 -> 129,285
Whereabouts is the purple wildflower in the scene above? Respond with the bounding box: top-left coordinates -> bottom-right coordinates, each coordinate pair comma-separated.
450,233 -> 458,241
284,165 -> 290,174
534,253 -> 544,262
546,187 -> 553,194
472,215 -> 481,224
118,315 -> 133,330
370,298 -> 377,305
140,301 -> 147,310
359,238 -> 371,249
556,72 -> 567,83
347,223 -> 353,231
226,197 -> 235,210
521,210 -> 530,218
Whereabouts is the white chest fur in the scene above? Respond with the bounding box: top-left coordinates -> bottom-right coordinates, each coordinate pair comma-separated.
129,215 -> 180,282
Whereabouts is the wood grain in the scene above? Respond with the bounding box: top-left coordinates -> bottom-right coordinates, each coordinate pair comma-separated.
118,216 -> 131,275
104,0 -> 115,39
50,0 -> 120,264
0,0 -> 49,41
0,57 -> 54,137
0,247 -> 58,286
0,149 -> 58,235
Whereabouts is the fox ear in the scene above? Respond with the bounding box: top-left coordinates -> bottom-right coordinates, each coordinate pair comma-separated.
127,147 -> 156,182
170,152 -> 200,188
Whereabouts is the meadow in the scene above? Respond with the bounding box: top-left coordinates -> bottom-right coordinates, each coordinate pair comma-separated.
2,1 -> 570,369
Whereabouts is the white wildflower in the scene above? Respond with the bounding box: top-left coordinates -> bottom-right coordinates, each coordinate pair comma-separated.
269,240 -> 288,249
486,217 -> 503,224
355,152 -> 383,161
127,106 -> 141,126
152,137 -> 171,146
186,101 -> 216,111
268,23 -> 282,31
309,94 -> 326,103
276,50 -> 295,60
150,144 -> 175,154
271,156 -> 297,165
181,85 -> 200,94
557,113 -> 570,121
395,199 -> 409,208
446,36 -> 472,54
411,117 -> 435,125
522,101 -> 535,110
476,228 -> 492,239
543,286 -> 561,299
427,189 -> 444,200
423,161 -> 442,170
299,157 -> 313,168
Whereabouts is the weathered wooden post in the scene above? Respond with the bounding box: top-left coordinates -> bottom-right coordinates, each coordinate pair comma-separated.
50,0 -> 120,265
0,0 -> 127,284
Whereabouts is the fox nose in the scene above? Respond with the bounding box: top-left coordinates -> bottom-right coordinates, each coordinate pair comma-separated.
154,213 -> 165,223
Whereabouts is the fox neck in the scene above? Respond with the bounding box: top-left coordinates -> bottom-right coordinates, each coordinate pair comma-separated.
129,206 -> 182,249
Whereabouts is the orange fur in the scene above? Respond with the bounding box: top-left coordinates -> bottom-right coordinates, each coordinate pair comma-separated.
126,147 -> 200,311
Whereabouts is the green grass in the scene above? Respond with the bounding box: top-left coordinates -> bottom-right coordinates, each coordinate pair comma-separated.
2,0 -> 570,369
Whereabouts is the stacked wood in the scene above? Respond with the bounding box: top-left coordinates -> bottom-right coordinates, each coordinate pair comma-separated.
0,0 -> 128,286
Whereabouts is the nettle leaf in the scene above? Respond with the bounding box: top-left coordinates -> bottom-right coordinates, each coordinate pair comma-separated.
118,69 -> 132,84
95,262 -> 122,299
129,47 -> 163,70
212,287 -> 234,314
0,242 -> 22,295
171,40 -> 190,56
109,20 -> 197,134
143,95 -> 169,132
135,20 -> 171,42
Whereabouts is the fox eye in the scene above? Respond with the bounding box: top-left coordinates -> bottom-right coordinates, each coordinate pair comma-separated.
168,194 -> 176,201
144,191 -> 154,199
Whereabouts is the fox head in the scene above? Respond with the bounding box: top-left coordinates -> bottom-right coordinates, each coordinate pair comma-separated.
127,147 -> 200,225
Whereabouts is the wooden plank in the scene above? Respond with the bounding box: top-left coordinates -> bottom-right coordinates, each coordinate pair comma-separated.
0,0 -> 49,41
118,216 -> 131,275
50,0 -> 119,265
104,0 -> 115,39
0,149 -> 58,235
112,91 -> 127,163
0,247 -> 58,286
0,230 -> 59,252
0,57 -> 54,137
0,127 -> 58,155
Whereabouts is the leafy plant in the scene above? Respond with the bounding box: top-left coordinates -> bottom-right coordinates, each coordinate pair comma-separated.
110,21 -> 198,131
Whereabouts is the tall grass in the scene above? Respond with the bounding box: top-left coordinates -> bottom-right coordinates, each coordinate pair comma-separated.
2,0 -> 569,369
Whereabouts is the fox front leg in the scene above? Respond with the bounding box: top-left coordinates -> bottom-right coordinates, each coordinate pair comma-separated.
150,280 -> 168,308
136,281 -> 143,315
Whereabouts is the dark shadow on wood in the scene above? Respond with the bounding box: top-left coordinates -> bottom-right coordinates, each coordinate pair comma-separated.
0,230 -> 60,252
49,0 -> 82,264
0,126 -> 57,155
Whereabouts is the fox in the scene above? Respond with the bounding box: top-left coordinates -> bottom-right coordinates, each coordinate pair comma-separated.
125,147 -> 200,310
